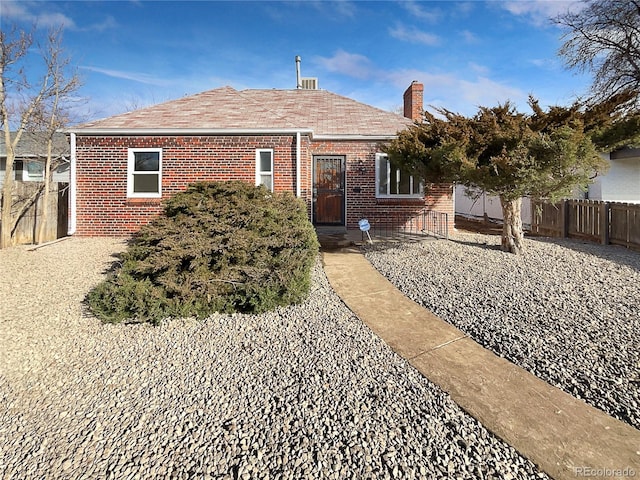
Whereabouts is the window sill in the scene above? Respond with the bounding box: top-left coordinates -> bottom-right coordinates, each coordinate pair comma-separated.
126,197 -> 162,206
376,196 -> 425,205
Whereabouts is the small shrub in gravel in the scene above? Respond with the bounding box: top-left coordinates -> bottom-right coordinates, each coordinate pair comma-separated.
87,181 -> 319,324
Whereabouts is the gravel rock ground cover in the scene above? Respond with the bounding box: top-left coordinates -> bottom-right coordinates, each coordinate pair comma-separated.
0,237 -> 548,479
364,233 -> 640,431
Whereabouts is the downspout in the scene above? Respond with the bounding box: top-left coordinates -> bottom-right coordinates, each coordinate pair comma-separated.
67,132 -> 77,235
296,131 -> 301,198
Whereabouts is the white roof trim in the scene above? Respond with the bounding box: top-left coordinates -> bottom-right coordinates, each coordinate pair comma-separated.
63,128 -> 400,141
312,134 -> 399,141
64,128 -> 315,136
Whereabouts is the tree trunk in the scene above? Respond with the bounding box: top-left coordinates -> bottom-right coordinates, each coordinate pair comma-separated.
0,132 -> 15,249
36,140 -> 53,244
500,196 -> 524,254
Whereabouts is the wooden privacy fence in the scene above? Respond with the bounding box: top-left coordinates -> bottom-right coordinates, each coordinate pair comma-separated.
531,199 -> 640,251
0,182 -> 68,246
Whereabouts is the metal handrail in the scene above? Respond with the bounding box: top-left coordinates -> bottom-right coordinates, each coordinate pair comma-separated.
359,208 -> 449,240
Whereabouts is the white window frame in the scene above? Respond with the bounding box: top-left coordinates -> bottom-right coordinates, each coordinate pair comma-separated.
127,148 -> 162,198
23,160 -> 45,181
375,153 -> 423,198
255,149 -> 274,192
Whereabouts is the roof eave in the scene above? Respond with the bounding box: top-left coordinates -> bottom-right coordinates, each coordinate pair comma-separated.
64,127 -> 315,136
312,134 -> 399,141
610,147 -> 640,160
62,128 -> 400,141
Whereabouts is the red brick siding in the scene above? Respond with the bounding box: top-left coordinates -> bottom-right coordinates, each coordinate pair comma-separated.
74,134 -> 454,236
310,140 -> 454,232
75,135 -> 302,236
403,82 -> 424,122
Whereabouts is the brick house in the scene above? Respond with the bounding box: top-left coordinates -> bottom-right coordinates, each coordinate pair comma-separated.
66,81 -> 454,236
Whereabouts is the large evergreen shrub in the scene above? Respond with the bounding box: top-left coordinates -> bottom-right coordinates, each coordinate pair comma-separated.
87,181 -> 319,325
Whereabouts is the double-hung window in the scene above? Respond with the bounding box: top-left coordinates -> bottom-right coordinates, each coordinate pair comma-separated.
375,153 -> 422,198
256,149 -> 274,192
128,148 -> 162,198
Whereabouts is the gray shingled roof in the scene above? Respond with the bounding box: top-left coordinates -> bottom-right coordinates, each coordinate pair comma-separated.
0,132 -> 69,158
72,86 -> 411,137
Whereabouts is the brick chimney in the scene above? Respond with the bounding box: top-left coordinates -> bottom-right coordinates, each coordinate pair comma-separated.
403,81 -> 424,122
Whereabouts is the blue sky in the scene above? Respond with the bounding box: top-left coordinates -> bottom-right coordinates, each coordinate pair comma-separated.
2,0 -> 590,123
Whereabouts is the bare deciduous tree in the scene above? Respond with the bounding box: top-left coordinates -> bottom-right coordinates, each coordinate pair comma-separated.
0,26 -> 80,248
555,0 -> 640,104
33,31 -> 80,244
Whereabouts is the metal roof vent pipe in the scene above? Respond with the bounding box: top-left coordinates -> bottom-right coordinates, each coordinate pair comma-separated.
295,55 -> 302,89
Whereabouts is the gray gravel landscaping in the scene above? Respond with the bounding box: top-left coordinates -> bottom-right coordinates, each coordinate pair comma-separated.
0,237 -> 549,479
364,232 -> 640,431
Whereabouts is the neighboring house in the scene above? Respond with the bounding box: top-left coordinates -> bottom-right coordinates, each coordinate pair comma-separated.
0,132 -> 70,186
585,148 -> 640,203
65,82 -> 454,236
0,132 -> 71,244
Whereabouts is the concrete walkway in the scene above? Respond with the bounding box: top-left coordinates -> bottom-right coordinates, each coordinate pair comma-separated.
322,247 -> 640,480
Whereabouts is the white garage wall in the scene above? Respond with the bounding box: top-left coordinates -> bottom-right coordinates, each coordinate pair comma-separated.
589,153 -> 640,204
455,186 -> 532,226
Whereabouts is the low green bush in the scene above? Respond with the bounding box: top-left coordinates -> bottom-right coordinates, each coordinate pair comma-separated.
87,181 -> 319,325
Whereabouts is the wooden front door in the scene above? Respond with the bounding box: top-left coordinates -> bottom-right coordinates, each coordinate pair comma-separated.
313,155 -> 345,225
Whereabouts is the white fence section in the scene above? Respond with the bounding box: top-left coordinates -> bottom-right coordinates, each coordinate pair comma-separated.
455,186 -> 532,227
